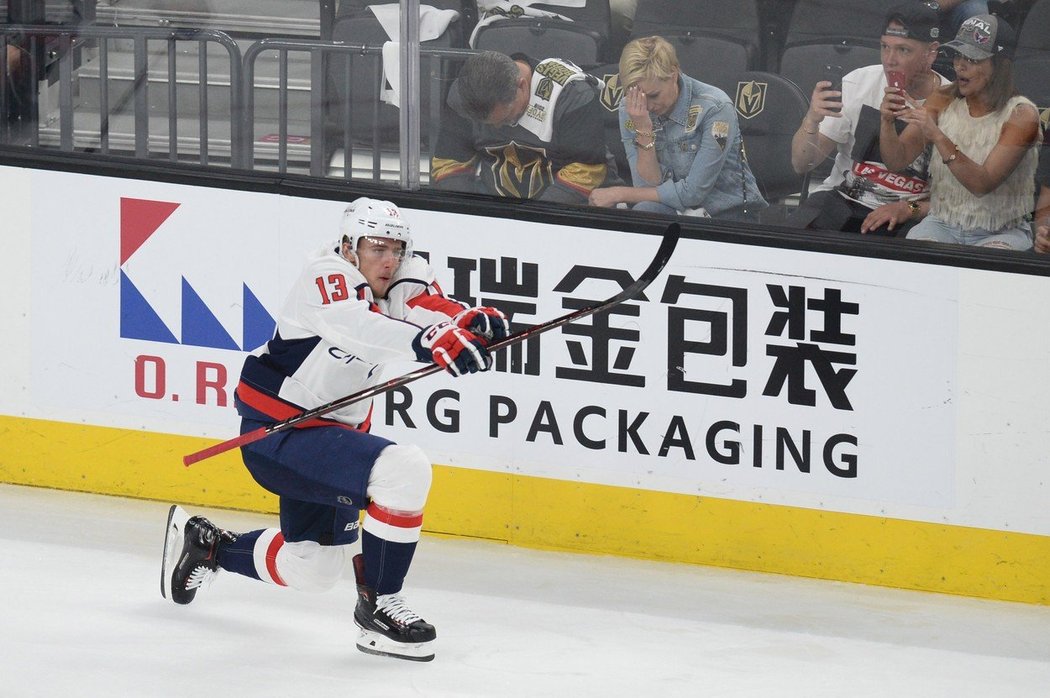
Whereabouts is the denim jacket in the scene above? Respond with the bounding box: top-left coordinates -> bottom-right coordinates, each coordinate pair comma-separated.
621,73 -> 766,218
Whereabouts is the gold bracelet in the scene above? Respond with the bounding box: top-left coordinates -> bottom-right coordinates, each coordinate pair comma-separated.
634,138 -> 655,150
943,146 -> 959,165
633,128 -> 655,139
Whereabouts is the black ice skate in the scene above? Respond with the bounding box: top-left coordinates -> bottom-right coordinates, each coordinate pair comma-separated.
160,505 -> 229,605
352,553 -> 436,662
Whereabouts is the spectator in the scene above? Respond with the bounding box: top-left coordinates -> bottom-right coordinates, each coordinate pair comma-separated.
1033,144 -> 1049,254
881,15 -> 1041,250
430,50 -> 620,204
788,2 -> 948,236
587,36 -> 766,220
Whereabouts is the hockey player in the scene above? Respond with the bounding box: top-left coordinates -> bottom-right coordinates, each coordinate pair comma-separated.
161,197 -> 509,662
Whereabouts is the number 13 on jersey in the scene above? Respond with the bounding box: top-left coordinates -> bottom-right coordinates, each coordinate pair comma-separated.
315,273 -> 349,304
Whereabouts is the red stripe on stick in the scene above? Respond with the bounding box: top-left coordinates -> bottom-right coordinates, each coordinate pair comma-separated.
183,427 -> 269,466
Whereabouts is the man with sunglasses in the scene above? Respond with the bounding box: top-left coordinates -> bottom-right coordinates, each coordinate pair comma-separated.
160,197 -> 509,662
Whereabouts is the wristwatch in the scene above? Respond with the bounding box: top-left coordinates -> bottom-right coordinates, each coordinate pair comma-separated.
907,200 -> 920,217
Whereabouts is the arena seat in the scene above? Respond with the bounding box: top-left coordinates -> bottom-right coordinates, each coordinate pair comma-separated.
585,62 -> 630,186
325,0 -> 467,148
776,0 -> 899,88
628,0 -> 760,93
733,70 -> 812,216
469,0 -> 612,69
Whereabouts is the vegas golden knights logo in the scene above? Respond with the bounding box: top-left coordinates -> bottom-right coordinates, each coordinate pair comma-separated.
599,73 -> 623,112
485,141 -> 553,199
735,80 -> 767,120
536,76 -> 553,101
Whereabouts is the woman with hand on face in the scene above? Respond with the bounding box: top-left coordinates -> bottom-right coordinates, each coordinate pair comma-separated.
879,15 -> 1041,250
588,36 -> 766,220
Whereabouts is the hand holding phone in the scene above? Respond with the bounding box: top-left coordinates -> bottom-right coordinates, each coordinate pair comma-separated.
886,70 -> 917,110
822,64 -> 844,114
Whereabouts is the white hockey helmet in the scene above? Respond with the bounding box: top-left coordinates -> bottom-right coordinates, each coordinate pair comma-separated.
339,197 -> 413,261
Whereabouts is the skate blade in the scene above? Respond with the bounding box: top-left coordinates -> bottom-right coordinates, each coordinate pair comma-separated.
356,630 -> 435,662
160,505 -> 189,601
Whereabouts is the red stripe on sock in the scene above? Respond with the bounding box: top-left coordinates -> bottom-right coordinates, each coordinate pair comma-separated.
266,531 -> 287,587
366,503 -> 423,529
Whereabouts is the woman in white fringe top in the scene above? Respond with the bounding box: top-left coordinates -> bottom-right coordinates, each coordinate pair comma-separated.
878,14 -> 1041,251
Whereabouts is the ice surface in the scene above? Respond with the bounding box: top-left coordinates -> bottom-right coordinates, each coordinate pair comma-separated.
2,484 -> 1048,697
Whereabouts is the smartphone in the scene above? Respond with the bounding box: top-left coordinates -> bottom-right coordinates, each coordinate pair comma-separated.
887,70 -> 906,91
822,64 -> 843,114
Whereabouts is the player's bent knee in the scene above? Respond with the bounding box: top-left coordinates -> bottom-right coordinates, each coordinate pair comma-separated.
367,444 -> 432,512
276,540 -> 350,592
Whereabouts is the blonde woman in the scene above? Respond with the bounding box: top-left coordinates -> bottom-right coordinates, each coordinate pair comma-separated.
588,36 -> 766,219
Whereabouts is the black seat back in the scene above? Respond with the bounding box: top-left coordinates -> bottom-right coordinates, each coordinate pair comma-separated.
469,0 -> 613,65
666,31 -> 754,97
473,19 -> 603,68
585,62 -> 630,185
327,1 -> 467,146
628,0 -> 760,77
734,70 -> 811,204
1016,0 -> 1050,57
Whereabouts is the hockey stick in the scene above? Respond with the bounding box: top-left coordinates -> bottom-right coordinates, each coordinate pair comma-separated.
183,223 -> 679,466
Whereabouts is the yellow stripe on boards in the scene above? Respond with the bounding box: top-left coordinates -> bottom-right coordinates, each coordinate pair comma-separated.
428,469 -> 1050,605
2,416 -> 1048,605
0,416 -> 276,513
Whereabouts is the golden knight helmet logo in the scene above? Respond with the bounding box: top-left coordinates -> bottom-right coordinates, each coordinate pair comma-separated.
735,80 -> 767,120
599,73 -> 623,113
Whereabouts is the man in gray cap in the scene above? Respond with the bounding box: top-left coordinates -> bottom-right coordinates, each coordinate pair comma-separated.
788,1 -> 950,236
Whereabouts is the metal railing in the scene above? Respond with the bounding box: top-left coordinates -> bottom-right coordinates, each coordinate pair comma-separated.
2,22 -> 472,182
242,38 -> 471,181
1,24 -> 243,166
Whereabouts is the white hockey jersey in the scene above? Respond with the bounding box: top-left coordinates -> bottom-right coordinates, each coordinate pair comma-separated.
236,243 -> 465,428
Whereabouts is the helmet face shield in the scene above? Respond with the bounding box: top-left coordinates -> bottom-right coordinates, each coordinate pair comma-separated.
357,235 -> 407,261
339,197 -> 413,263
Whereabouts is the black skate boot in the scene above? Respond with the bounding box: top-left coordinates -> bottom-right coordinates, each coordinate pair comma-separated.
160,505 -> 231,605
352,553 -> 436,662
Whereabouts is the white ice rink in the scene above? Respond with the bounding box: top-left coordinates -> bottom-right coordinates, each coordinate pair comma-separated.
2,483 -> 1048,697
